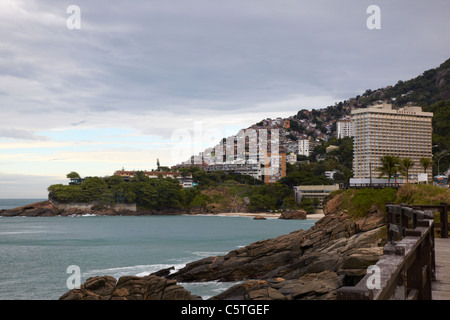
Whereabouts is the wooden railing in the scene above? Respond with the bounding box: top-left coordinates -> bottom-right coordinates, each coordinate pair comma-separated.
341,182 -> 403,189
337,204 -> 436,300
409,203 -> 448,238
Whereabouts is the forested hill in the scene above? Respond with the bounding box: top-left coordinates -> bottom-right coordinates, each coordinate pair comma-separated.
330,57 -> 450,110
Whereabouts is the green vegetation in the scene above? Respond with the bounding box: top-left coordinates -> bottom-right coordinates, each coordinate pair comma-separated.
330,184 -> 450,218
423,100 -> 450,176
399,158 -> 415,184
49,174 -> 183,210
48,169 -> 293,213
377,155 -> 400,183
338,188 -> 398,218
394,184 -> 450,205
279,136 -> 353,187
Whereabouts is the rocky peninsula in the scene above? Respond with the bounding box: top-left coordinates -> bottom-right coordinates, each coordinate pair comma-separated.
59,191 -> 388,300
0,200 -> 311,219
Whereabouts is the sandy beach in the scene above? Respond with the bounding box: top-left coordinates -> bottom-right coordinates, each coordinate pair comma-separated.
188,211 -> 325,220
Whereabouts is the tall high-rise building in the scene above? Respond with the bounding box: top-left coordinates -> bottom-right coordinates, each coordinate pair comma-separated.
179,128 -> 286,183
336,116 -> 354,139
351,103 -> 433,183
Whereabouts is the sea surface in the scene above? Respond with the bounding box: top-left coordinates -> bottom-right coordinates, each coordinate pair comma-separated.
0,199 -> 317,300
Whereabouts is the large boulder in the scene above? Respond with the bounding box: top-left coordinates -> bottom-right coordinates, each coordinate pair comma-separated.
211,270 -> 341,300
59,275 -> 201,300
278,209 -> 307,220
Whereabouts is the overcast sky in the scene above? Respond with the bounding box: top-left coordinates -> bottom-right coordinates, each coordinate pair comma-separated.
1,0 -> 449,198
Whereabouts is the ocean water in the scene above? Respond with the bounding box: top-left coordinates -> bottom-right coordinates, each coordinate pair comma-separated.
0,199 -> 317,300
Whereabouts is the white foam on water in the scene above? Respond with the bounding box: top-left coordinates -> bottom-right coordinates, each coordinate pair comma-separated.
83,263 -> 187,279
192,251 -> 228,258
69,213 -> 98,217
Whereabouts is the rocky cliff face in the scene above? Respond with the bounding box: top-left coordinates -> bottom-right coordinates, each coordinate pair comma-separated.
166,204 -> 386,300
59,275 -> 201,300
1,201 -> 60,217
0,201 -> 178,217
60,194 -> 388,300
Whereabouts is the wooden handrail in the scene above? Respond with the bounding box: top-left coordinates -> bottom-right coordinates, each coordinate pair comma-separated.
337,204 -> 437,300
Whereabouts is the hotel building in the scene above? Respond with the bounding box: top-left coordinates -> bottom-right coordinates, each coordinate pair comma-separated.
351,103 -> 433,184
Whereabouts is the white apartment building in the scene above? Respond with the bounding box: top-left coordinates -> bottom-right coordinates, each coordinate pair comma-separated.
351,103 -> 433,183
336,117 -> 354,139
286,153 -> 297,164
298,139 -> 310,156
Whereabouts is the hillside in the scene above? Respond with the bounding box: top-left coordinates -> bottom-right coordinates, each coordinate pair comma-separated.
244,57 -> 450,176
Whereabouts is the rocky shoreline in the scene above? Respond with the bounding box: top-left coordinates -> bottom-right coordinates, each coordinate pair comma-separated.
59,192 -> 388,300
0,200 -> 315,220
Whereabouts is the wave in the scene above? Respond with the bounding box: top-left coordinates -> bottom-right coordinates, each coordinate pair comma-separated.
82,263 -> 186,279
69,213 -> 98,217
83,264 -> 240,299
192,251 -> 228,258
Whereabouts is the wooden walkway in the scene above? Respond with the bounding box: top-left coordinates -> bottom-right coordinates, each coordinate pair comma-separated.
432,238 -> 450,300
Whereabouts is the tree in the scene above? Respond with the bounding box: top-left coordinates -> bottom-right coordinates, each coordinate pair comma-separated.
420,157 -> 432,184
66,171 -> 81,179
377,155 -> 400,184
81,177 -> 112,204
400,158 -> 415,183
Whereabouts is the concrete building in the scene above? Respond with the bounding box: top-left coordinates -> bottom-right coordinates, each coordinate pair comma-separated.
190,128 -> 288,183
261,153 -> 287,183
298,139 -> 310,156
336,116 -> 354,139
293,184 -> 340,207
351,103 -> 433,184
206,162 -> 262,180
286,153 -> 297,165
114,170 -> 181,180
114,169 -> 196,188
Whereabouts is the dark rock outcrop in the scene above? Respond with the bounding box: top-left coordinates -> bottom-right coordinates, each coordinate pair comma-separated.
59,275 -> 201,300
0,201 -> 182,217
0,201 -> 59,217
59,195 -> 389,300
278,209 -> 307,220
211,270 -> 340,300
165,207 -> 387,300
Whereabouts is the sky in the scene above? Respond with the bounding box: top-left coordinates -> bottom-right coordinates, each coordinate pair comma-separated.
1,0 -> 449,198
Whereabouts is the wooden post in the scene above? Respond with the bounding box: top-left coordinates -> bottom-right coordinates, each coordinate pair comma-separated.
441,203 -> 448,238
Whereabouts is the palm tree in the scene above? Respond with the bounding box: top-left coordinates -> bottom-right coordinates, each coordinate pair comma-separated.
377,155 -> 400,185
420,157 -> 432,184
400,158 -> 415,183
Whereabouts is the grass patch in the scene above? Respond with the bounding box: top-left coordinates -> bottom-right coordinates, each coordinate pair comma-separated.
395,184 -> 450,205
340,188 -> 398,218
333,184 -> 449,218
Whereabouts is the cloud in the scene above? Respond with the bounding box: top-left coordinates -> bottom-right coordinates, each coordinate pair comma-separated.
0,128 -> 49,141
0,172 -> 65,198
1,0 -> 450,196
